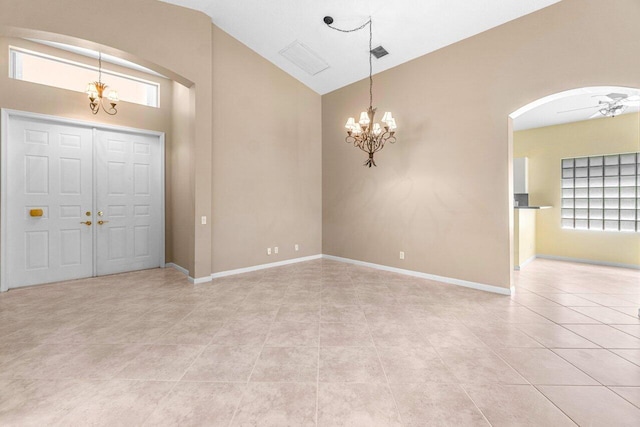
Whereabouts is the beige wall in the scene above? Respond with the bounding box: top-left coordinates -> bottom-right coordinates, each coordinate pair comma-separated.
0,0 -> 212,277
211,26 -> 322,272
1,0 -> 322,280
322,0 -> 640,290
514,114 -> 640,267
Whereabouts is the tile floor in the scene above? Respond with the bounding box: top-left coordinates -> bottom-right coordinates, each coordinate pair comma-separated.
0,258 -> 639,426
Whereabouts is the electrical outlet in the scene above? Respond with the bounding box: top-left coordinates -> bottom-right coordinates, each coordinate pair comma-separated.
267,248 -> 271,255
274,246 -> 279,254
399,251 -> 405,260
201,216 -> 207,225
294,244 -> 299,251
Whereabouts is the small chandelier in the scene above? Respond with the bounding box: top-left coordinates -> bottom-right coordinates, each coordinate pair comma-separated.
86,52 -> 119,116
325,16 -> 397,167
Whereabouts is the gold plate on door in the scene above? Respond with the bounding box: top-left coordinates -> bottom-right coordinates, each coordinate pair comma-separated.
29,209 -> 44,217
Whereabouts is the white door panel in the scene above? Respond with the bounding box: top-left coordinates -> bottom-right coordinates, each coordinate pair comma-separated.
6,116 -> 93,288
3,112 -> 163,290
95,130 -> 162,276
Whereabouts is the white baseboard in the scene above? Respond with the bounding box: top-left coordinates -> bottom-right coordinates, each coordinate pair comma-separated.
169,254 -> 512,295
165,262 -> 212,284
536,254 -> 640,270
322,254 -> 511,296
514,255 -> 537,271
210,255 -> 323,279
165,262 -> 188,276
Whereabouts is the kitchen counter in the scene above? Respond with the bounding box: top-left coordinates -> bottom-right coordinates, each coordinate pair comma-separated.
515,206 -> 552,209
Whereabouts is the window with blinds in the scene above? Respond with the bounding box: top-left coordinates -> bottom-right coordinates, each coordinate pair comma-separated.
561,153 -> 639,232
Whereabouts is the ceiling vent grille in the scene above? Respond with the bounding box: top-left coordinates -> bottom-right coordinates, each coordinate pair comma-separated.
279,41 -> 329,76
370,46 -> 389,59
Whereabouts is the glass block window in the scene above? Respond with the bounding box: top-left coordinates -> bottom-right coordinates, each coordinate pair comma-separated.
561,153 -> 639,232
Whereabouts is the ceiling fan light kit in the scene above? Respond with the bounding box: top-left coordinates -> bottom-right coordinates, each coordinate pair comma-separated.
324,16 -> 397,167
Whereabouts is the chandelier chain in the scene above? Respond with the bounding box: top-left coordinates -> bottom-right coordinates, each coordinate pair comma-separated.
369,19 -> 372,108
327,18 -> 374,108
98,52 -> 102,84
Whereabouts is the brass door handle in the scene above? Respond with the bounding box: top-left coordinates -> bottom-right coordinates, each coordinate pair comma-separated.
97,220 -> 109,225
80,221 -> 92,226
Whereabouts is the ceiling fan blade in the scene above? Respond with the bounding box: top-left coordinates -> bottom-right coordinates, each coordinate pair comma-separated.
557,105 -> 600,114
589,110 -> 604,119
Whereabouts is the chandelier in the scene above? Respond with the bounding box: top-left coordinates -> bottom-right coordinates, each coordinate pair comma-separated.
85,52 -> 119,116
325,16 -> 397,167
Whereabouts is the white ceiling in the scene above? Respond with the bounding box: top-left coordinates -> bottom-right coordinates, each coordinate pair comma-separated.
511,87 -> 640,131
159,0 -> 561,95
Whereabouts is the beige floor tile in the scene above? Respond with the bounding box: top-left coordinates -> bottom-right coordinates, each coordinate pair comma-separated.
438,348 -> 528,385
611,349 -> 640,367
2,258 -> 639,424
154,319 -> 224,345
391,383 -> 488,426
377,345 -> 458,384
61,379 -> 175,426
493,306 -> 555,324
495,348 -> 598,385
611,387 -> 640,408
231,382 -> 316,427
553,349 -> 640,386
265,321 -> 319,347
464,384 -> 575,426
574,293 -> 639,307
539,385 -> 640,426
320,322 -> 373,346
209,320 -> 271,346
0,342 -> 39,368
319,346 -> 386,383
321,304 -> 367,323
563,324 -> 640,348
516,323 -> 601,348
510,292 -> 562,307
423,324 -> 489,349
527,305 -> 602,324
611,306 -> 640,318
182,345 -> 262,382
0,379 -> 92,425
369,322 -> 432,347
275,304 -> 320,323
463,323 -> 544,348
251,347 -> 317,382
531,293 -> 600,306
115,344 -> 204,381
318,383 -> 402,427
570,306 -> 640,324
144,382 -> 245,426
611,325 -> 640,338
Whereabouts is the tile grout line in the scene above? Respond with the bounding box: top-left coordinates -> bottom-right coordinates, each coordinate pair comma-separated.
359,281 -> 406,427
227,274 -> 279,427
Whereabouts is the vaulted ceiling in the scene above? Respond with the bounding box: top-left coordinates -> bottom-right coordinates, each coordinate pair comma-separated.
159,0 -> 561,95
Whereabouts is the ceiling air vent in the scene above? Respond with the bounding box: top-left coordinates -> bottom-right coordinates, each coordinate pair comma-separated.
279,41 -> 329,76
370,46 -> 389,59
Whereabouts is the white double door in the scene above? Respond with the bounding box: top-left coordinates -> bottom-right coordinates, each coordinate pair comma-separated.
4,114 -> 163,289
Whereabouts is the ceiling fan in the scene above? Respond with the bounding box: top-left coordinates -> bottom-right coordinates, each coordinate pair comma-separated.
558,92 -> 640,118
